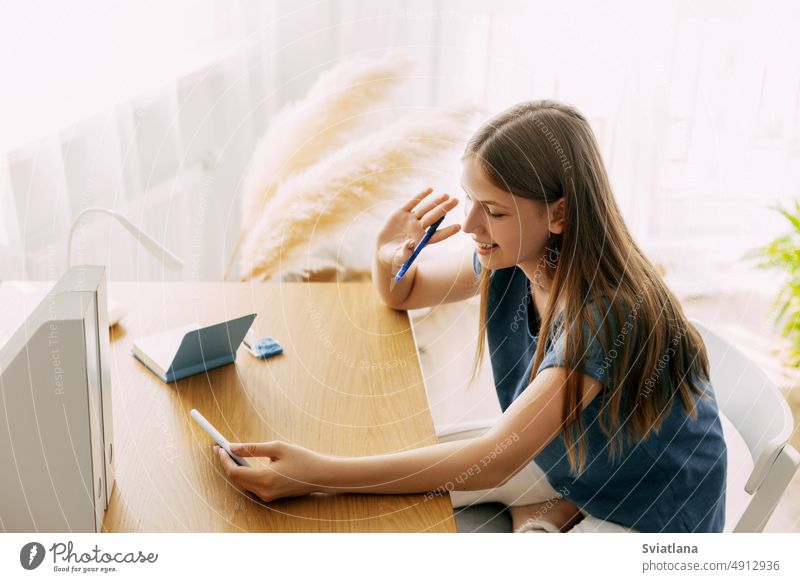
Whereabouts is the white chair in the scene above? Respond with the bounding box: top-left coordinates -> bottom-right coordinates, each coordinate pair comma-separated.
693,320 -> 800,532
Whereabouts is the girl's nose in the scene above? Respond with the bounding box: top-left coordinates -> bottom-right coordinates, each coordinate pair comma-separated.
462,202 -> 485,235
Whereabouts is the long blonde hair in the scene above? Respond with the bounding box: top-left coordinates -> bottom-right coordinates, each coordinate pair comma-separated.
468,100 -> 709,472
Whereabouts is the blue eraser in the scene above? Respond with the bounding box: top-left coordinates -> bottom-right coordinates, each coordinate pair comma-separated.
249,337 -> 283,359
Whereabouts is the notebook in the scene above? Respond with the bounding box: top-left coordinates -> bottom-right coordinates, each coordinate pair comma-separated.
131,313 -> 256,383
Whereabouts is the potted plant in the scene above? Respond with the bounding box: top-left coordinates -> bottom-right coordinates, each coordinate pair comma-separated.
752,201 -> 800,366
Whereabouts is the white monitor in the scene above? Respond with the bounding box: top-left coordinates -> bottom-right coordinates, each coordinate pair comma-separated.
0,265 -> 115,532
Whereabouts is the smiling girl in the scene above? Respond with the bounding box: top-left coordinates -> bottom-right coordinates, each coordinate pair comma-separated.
217,100 -> 727,533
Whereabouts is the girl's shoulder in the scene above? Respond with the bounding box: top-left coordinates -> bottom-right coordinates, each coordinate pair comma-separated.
539,293 -> 638,384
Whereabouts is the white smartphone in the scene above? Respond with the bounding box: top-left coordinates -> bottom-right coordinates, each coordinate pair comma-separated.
190,408 -> 250,467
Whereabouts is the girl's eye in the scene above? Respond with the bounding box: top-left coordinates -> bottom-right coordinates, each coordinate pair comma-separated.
465,194 -> 505,218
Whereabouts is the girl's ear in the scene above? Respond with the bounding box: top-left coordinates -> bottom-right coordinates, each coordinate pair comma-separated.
547,198 -> 567,235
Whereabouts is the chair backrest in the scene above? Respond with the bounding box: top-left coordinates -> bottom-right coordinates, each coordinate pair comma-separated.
692,320 -> 794,494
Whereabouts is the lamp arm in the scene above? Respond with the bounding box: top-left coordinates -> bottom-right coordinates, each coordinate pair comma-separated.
67,207 -> 184,271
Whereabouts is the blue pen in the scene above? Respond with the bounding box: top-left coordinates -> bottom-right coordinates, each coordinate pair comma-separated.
394,214 -> 446,283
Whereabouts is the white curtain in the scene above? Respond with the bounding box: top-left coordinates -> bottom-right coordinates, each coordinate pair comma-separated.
1,0 -> 798,294
0,0 -> 272,281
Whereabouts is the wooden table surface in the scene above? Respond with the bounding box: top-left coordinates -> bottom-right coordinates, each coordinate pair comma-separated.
101,281 -> 456,532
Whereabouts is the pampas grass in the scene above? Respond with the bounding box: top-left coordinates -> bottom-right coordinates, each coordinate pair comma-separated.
227,52 -> 412,278
239,105 -> 477,281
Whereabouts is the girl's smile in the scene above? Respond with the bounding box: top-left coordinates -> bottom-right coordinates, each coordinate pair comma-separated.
474,239 -> 499,254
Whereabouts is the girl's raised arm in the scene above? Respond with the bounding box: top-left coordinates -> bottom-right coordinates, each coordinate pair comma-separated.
372,188 -> 478,310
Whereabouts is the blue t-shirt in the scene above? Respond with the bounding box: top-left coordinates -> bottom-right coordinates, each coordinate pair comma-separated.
474,254 -> 727,532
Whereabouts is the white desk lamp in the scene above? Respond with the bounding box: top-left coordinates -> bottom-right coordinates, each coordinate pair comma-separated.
67,207 -> 185,326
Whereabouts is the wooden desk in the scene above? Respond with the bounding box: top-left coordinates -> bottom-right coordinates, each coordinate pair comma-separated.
102,282 -> 456,532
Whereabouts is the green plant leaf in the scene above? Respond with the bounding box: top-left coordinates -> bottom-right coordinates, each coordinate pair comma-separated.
777,204 -> 800,236
749,199 -> 800,366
